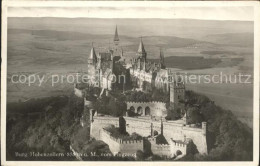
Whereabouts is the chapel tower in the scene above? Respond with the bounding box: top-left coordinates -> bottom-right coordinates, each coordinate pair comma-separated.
137,37 -> 147,61
114,25 -> 120,46
170,76 -> 185,106
159,48 -> 166,69
88,43 -> 98,85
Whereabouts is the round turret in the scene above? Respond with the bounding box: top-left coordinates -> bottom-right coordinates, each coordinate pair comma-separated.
202,122 -> 207,135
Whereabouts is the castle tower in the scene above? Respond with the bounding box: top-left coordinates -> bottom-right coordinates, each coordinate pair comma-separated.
138,58 -> 141,70
143,59 -> 146,71
159,48 -> 166,69
88,43 -> 97,65
182,112 -> 187,125
158,61 -> 161,69
202,122 -> 207,135
121,47 -> 124,58
170,76 -> 185,106
110,55 -> 115,73
119,117 -> 126,134
88,43 -> 98,84
114,25 -> 120,46
161,117 -> 163,136
137,37 -> 147,60
151,123 -> 154,137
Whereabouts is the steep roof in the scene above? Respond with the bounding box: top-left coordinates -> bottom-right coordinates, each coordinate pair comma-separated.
138,38 -> 146,55
89,47 -> 97,61
114,26 -> 119,42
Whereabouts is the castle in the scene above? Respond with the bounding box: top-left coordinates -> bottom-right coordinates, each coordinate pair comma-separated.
85,26 -> 185,106
87,26 -> 125,91
75,26 -> 207,159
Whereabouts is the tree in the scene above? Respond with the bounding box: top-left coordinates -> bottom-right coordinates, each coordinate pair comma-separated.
165,105 -> 182,120
136,150 -> 145,160
186,107 -> 203,124
186,140 -> 199,155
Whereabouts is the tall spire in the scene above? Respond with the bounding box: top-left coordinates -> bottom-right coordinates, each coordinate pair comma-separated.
114,25 -> 119,46
137,37 -> 147,60
88,42 -> 97,64
159,48 -> 165,69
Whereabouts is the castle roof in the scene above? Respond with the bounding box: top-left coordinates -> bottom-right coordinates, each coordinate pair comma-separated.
114,25 -> 119,42
89,47 -> 97,61
138,38 -> 146,55
132,59 -> 160,73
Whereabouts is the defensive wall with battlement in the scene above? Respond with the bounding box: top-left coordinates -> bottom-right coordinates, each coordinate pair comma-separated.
126,101 -> 167,117
169,139 -> 187,157
100,128 -> 143,154
148,134 -> 187,158
148,137 -> 172,157
90,115 -> 207,154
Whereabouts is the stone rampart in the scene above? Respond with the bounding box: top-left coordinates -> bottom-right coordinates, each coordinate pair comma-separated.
100,129 -> 143,154
169,140 -> 187,156
91,116 -> 119,139
150,143 -> 172,158
91,116 -> 207,154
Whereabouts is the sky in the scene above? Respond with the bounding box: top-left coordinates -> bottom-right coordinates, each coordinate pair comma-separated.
8,6 -> 254,21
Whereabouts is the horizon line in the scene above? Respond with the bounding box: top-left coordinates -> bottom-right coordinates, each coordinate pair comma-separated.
7,17 -> 253,22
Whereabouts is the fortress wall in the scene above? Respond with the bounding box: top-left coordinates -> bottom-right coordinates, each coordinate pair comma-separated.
91,116 -> 207,154
127,123 -> 152,137
161,125 -> 207,154
169,142 -> 187,156
180,128 -> 207,154
150,143 -> 172,157
100,129 -> 121,153
119,140 -> 143,154
100,129 -> 143,154
123,117 -> 207,154
91,116 -> 119,139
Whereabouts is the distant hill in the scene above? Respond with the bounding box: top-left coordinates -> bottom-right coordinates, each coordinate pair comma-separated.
8,17 -> 253,40
204,33 -> 253,47
149,56 -> 221,70
8,28 -> 209,47
8,28 -> 212,60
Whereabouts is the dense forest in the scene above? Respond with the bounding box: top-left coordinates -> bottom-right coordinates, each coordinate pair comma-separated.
6,89 -> 253,161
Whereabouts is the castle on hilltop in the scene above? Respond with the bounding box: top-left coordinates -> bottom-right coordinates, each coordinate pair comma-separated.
74,26 -> 207,159
85,26 -> 185,106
